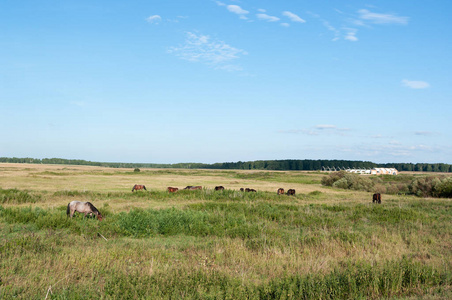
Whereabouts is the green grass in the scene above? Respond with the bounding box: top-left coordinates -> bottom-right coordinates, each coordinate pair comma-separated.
0,166 -> 451,299
0,188 -> 42,204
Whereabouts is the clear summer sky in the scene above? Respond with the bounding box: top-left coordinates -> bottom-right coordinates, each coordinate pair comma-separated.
1,0 -> 451,164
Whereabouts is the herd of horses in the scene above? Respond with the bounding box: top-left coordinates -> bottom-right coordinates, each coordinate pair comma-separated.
164,185 -> 296,195
66,185 -> 382,222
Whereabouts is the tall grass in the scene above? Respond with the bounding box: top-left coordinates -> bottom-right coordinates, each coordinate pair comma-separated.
1,166 -> 451,299
0,188 -> 42,204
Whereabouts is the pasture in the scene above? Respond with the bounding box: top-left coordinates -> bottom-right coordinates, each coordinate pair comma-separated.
0,163 -> 451,299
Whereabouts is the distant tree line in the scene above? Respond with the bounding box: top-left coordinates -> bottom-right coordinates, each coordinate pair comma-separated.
0,157 -> 451,173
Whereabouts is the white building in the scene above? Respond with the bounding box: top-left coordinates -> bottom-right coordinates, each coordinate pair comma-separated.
370,168 -> 398,175
346,169 -> 371,174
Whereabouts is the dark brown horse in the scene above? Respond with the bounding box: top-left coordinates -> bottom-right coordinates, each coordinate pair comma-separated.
167,187 -> 179,193
372,193 -> 381,204
286,189 -> 296,196
132,184 -> 147,192
277,188 -> 285,195
245,188 -> 256,192
184,186 -> 202,190
240,188 -> 244,192
215,186 -> 225,191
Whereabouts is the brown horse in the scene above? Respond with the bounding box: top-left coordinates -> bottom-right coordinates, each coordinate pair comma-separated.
372,193 -> 381,204
245,188 -> 256,192
215,186 -> 225,191
286,189 -> 296,196
184,186 -> 202,190
132,184 -> 147,192
67,201 -> 102,221
277,188 -> 285,195
167,187 -> 179,193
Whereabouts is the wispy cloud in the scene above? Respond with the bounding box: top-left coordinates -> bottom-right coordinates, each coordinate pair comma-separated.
315,124 -> 337,130
345,34 -> 358,41
402,79 -> 430,89
308,12 -> 341,41
280,125 -> 350,136
358,9 -> 409,25
168,32 -> 247,71
349,143 -> 436,158
282,11 -> 306,23
146,15 -> 162,24
309,8 -> 408,42
257,13 -> 280,22
227,5 -> 249,19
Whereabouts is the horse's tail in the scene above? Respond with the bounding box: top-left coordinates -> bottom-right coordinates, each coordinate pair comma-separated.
143,185 -> 147,190
66,202 -> 70,217
132,185 -> 135,192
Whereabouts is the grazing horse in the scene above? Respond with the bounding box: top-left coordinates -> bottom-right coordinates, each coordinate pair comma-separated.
286,189 -> 296,196
67,201 -> 102,221
215,186 -> 225,191
132,184 -> 147,192
277,188 -> 285,195
240,188 -> 244,192
372,193 -> 381,204
167,187 -> 179,193
184,186 -> 202,190
245,188 -> 257,192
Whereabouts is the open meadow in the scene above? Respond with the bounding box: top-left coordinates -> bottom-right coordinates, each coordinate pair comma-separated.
0,163 -> 451,299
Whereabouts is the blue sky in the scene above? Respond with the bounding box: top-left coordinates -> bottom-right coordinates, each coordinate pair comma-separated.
1,0 -> 451,164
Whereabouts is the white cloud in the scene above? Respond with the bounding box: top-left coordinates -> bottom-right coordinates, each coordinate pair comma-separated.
256,13 -> 280,22
168,32 -> 247,71
227,5 -> 249,19
281,23 -> 290,27
315,124 -> 336,130
402,79 -> 430,89
146,15 -> 162,24
280,125 -> 350,136
344,28 -> 358,41
282,11 -> 306,23
308,12 -> 340,41
358,9 -> 408,25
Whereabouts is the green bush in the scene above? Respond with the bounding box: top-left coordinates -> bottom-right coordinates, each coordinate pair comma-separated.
329,173 -> 374,192
409,175 -> 452,198
433,177 -> 452,198
321,171 -> 347,186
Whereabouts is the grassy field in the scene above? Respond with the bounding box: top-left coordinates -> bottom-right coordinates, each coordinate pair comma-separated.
0,163 -> 451,299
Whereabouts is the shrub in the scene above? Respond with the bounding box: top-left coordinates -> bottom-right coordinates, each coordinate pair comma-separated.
134,168 -> 141,172
321,171 -> 347,186
433,177 -> 452,198
328,173 -> 374,192
332,178 -> 349,189
410,176 -> 437,197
